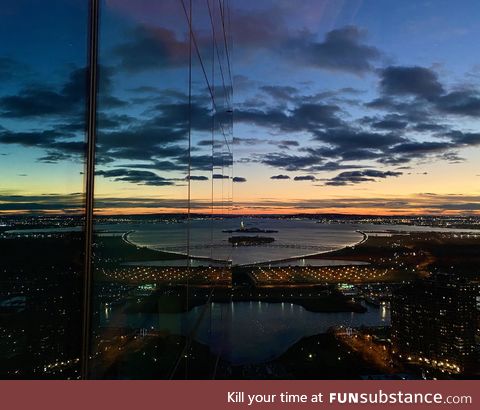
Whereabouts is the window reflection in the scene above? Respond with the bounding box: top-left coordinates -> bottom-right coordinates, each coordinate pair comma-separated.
89,0 -> 233,379
0,1 -> 89,378
2,0 -> 478,381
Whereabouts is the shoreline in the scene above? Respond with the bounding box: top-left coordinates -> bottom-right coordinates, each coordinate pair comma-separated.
239,230 -> 369,266
122,229 -> 229,264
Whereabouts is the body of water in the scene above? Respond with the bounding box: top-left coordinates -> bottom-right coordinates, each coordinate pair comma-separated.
101,301 -> 390,365
125,218 -> 365,265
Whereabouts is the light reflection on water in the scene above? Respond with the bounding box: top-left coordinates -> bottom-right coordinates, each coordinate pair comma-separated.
101,301 -> 390,365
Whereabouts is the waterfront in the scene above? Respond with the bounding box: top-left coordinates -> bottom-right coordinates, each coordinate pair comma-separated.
7,217 -> 480,266
2,217 -> 479,378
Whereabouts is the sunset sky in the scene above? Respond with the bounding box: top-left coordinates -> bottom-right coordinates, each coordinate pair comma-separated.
1,0 -> 480,215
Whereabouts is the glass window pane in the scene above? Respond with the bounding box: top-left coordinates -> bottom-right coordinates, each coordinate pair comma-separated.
89,0 -> 234,379
0,0 -> 89,379
91,0 -> 193,379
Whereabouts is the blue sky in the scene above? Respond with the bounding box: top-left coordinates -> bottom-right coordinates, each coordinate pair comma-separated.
1,0 -> 480,214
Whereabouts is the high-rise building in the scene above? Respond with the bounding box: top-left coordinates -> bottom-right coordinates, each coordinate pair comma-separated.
391,273 -> 479,375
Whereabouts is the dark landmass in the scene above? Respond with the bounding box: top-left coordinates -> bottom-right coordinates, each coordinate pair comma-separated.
0,233 -> 83,379
228,235 -> 275,245
90,331 -> 226,379
309,231 -> 480,278
95,234 -> 185,265
91,329 -> 368,379
270,333 -> 376,379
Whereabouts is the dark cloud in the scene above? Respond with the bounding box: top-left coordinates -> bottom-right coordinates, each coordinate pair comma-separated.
275,140 -> 300,149
335,149 -> 382,162
270,174 -> 290,180
233,137 -> 262,145
234,108 -> 290,129
99,94 -> 129,109
448,131 -> 480,146
0,193 -> 84,212
291,26 -> 381,74
95,96 -> 209,166
375,66 -> 480,120
227,74 -> 480,172
294,175 -> 316,181
0,57 -> 30,81
186,175 -> 209,181
98,129 -> 187,162
261,85 -> 299,101
234,83 -> 461,176
365,96 -> 430,123
212,174 -> 230,179
113,25 -> 189,72
378,139 -> 464,166
291,103 -> 343,128
100,150 -> 232,177
436,90 -> 480,117
36,152 -> 75,163
314,128 -> 405,150
0,65 -> 121,123
371,118 -> 408,130
190,153 -> 233,171
92,98 -> 233,183
261,153 -> 319,171
97,113 -> 137,131
232,176 -> 247,183
150,100 -> 213,132
0,129 -> 85,163
310,161 -> 365,172
235,102 -> 343,132
197,139 -> 224,149
379,66 -> 444,100
128,85 -> 164,94
0,68 -> 86,118
259,151 -> 366,173
412,123 -> 447,132
96,169 -> 174,186
233,136 -> 300,150
388,141 -> 455,158
325,169 -> 402,186
114,160 -> 185,172
90,64 -> 480,187
0,129 -> 65,147
4,52 -> 479,195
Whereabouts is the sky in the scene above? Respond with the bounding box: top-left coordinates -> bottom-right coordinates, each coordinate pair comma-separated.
1,0 -> 480,215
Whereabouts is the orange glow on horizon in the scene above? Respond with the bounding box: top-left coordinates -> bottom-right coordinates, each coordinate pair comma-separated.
1,206 -> 475,217
91,207 -> 480,216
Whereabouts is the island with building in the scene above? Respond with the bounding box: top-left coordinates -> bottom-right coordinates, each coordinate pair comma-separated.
223,220 -> 278,233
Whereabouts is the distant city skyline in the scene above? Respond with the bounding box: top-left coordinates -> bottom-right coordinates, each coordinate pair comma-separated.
1,0 -> 480,215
